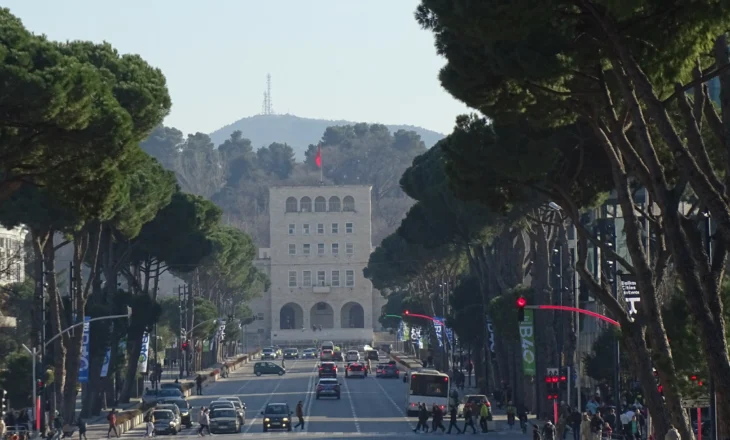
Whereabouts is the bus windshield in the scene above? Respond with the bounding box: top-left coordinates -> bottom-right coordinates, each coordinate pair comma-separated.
410,374 -> 449,398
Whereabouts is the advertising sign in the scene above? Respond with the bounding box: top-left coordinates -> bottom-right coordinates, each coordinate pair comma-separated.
138,331 -> 150,374
433,317 -> 444,347
519,309 -> 536,376
487,319 -> 496,353
78,317 -> 91,383
620,275 -> 641,319
100,347 -> 112,378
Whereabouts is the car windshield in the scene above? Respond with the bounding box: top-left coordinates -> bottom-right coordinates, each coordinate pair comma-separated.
211,409 -> 237,419
467,396 -> 487,404
171,401 -> 188,410
153,411 -> 172,420
211,403 -> 233,409
263,348 -> 273,353
159,389 -> 181,397
160,383 -> 179,388
320,380 -> 337,385
265,405 -> 288,415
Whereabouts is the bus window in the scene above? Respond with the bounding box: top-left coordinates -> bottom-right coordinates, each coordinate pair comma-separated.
410,375 -> 449,397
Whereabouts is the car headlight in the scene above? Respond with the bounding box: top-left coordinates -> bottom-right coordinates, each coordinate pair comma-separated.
168,422 -> 175,427
264,418 -> 270,422
181,412 -> 189,417
283,418 -> 289,422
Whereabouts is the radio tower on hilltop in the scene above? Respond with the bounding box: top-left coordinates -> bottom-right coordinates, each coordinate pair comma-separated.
261,74 -> 274,115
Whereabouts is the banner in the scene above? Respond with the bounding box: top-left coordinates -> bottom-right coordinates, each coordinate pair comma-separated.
78,317 -> 91,383
403,322 -> 410,341
433,317 -> 444,347
397,321 -> 406,342
519,309 -> 536,376
100,347 -> 112,378
486,319 -> 496,353
138,331 -> 151,374
620,274 -> 640,319
444,326 -> 454,347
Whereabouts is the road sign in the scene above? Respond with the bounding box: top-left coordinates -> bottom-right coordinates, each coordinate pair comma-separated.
681,398 -> 710,408
547,368 -> 559,376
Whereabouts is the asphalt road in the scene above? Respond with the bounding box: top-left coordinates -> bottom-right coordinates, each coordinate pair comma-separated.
91,357 -> 530,440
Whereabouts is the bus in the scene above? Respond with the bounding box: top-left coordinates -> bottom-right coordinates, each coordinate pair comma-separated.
405,369 -> 450,416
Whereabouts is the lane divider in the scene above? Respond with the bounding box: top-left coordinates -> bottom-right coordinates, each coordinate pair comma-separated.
242,358 -> 301,434
300,360 -> 319,433
341,372 -> 361,433
369,372 -> 415,430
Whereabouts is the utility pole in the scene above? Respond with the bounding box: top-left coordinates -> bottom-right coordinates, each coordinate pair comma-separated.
555,242 -> 564,397
705,214 -> 718,440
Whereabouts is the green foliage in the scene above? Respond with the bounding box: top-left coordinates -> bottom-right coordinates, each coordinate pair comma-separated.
0,279 -> 35,347
0,352 -> 33,407
191,297 -> 218,338
256,143 -> 296,180
584,327 -> 632,385
447,276 -> 484,347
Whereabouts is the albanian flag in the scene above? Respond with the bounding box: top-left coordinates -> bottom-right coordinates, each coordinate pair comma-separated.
315,145 -> 322,168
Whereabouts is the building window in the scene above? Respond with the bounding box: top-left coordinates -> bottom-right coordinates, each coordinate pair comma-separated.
329,196 -> 341,212
317,223 -> 324,234
303,224 -> 310,235
288,271 -> 297,287
343,196 -> 355,212
257,312 -> 265,320
332,270 -> 340,287
300,196 -> 312,212
289,244 -> 296,255
303,244 -> 311,255
331,243 -> 339,255
303,271 -> 312,287
346,270 -> 355,287
288,224 -> 295,235
317,270 -> 326,286
346,223 -> 353,234
331,223 -> 339,234
286,197 -> 298,213
318,243 -> 325,255
346,243 -> 354,255
315,196 -> 327,212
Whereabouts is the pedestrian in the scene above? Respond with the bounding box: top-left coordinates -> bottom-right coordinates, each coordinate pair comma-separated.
480,402 -> 490,433
664,424 -> 680,440
106,409 -> 119,439
629,415 -> 641,440
52,411 -> 63,440
570,410 -> 582,440
581,414 -> 592,440
195,375 -> 203,395
506,401 -> 516,430
466,361 -> 473,387
590,412 -> 604,440
77,418 -> 87,440
534,424 -> 544,440
447,405 -> 462,434
413,403 -> 429,433
294,401 -> 304,430
462,405 -> 477,434
144,412 -> 155,438
602,422 -> 613,440
431,404 -> 445,433
543,421 -> 557,440
197,408 -> 210,436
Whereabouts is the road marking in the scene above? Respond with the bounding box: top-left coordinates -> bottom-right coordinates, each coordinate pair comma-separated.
341,374 -> 361,433
301,361 -> 319,433
369,374 -> 414,430
242,359 -> 300,434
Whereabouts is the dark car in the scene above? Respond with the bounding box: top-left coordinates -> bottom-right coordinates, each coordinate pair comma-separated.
316,378 -> 341,399
254,361 -> 286,376
151,409 -> 181,435
209,408 -> 240,434
318,362 -> 338,378
160,382 -> 185,393
261,403 -> 292,432
381,364 -> 399,378
333,349 -> 343,361
366,350 -> 379,361
160,398 -> 192,428
283,348 -> 299,359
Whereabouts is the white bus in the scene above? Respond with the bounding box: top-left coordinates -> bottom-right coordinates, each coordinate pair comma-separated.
405,369 -> 450,416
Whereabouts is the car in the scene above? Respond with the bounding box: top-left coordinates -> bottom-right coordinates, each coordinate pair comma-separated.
320,349 -> 334,360
345,363 -> 366,378
154,403 -> 182,424
375,363 -> 387,377
316,378 -> 341,399
151,409 -> 181,435
333,348 -> 343,361
160,382 -> 185,393
458,395 -> 491,418
261,402 -> 293,432
366,350 -> 380,361
345,350 -> 360,362
254,361 -> 286,376
302,348 -> 317,359
262,347 -> 277,360
318,362 -> 338,378
380,344 -> 392,353
159,398 -> 192,428
380,364 -> 399,378
209,400 -> 236,413
210,407 -> 240,433
142,388 -> 183,406
218,397 -> 247,424
283,348 -> 299,359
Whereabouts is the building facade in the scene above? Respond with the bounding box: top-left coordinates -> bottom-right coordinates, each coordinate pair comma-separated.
245,185 -> 377,346
0,226 -> 27,286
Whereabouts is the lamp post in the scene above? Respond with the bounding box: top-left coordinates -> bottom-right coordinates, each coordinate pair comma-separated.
704,213 -> 718,440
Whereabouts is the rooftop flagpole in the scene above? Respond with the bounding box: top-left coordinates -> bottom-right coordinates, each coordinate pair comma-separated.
316,144 -> 323,183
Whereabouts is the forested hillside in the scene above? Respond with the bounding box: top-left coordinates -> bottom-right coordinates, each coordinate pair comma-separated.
141,122 -> 428,246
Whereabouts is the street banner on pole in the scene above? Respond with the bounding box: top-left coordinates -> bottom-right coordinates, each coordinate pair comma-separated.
138,331 -> 151,374
619,274 -> 640,319
433,317 -> 444,347
520,309 -> 536,376
486,319 -> 496,353
79,316 -> 91,383
100,347 -> 112,377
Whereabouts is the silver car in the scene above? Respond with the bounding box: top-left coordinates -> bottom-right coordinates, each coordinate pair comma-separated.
209,408 -> 240,434
151,409 -> 181,435
218,397 -> 246,424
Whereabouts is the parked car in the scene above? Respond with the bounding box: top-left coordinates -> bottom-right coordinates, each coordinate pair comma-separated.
159,398 -> 192,428
261,403 -> 293,432
254,361 -> 286,376
283,348 -> 299,359
315,378 -> 341,399
151,409 -> 181,435
209,407 -> 240,434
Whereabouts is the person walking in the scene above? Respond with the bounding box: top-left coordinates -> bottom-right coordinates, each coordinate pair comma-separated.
480,402 -> 490,433
590,413 -> 604,440
543,421 -> 557,440
106,409 -> 119,439
195,375 -> 203,395
462,406 -> 477,434
431,404 -> 445,433
580,414 -> 592,440
629,415 -> 642,440
294,401 -> 305,430
466,361 -> 473,387
413,403 -> 429,433
144,411 -> 155,438
447,406 -> 462,434
77,418 -> 87,440
197,408 -> 210,436
570,410 -> 582,440
664,424 -> 680,440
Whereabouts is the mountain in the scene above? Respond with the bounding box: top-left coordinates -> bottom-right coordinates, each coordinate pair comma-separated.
209,114 -> 444,158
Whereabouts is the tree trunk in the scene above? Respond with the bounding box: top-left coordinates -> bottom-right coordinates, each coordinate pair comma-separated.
42,236 -> 66,418
119,337 -> 142,403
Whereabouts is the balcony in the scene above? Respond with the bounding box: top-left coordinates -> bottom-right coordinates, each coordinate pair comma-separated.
313,285 -> 331,293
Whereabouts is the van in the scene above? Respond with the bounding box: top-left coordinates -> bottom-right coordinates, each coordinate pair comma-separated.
320,341 -> 334,351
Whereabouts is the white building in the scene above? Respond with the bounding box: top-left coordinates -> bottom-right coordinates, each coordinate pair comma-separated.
245,185 -> 380,346
0,225 -> 27,286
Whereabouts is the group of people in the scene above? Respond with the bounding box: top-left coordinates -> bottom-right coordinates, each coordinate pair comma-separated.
559,404 -> 648,440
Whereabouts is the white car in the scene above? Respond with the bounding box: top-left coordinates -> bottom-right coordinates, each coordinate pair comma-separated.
345,350 -> 360,362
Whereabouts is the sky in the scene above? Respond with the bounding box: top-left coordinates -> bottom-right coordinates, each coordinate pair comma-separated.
5,0 -> 472,136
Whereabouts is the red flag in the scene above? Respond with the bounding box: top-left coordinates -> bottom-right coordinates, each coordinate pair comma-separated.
315,145 -> 322,168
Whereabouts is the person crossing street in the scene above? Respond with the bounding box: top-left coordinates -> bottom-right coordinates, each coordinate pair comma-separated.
294,401 -> 305,430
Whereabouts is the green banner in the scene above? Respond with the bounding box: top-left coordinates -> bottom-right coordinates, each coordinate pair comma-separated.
520,309 -> 536,376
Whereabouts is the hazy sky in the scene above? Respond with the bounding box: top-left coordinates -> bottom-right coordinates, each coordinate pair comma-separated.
5,0 -> 471,136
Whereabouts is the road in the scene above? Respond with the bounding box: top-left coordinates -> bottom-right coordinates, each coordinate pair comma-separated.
90,357 -> 530,439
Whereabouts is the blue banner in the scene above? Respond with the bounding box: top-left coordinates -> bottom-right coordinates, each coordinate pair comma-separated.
433,317 -> 444,347
78,317 -> 91,383
138,332 -> 151,373
100,347 -> 112,378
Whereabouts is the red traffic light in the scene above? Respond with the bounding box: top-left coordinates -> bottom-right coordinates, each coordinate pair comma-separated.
547,394 -> 553,400
516,297 -> 527,308
404,310 -> 410,315
560,376 -> 567,382
551,376 -> 559,383
698,381 -> 703,386
690,375 -> 697,381
545,377 -> 551,384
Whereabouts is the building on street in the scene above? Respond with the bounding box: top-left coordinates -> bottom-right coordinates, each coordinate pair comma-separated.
0,225 -> 27,286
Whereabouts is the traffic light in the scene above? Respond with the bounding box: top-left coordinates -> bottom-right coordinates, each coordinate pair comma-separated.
689,374 -> 703,386
182,341 -> 189,352
559,370 -> 568,390
545,374 -> 559,400
36,379 -> 44,395
0,389 -> 6,417
404,310 -> 410,315
516,297 -> 526,322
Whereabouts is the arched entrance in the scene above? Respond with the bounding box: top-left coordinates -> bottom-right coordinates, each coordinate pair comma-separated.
310,302 -> 334,329
279,303 -> 304,329
340,302 -> 365,328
